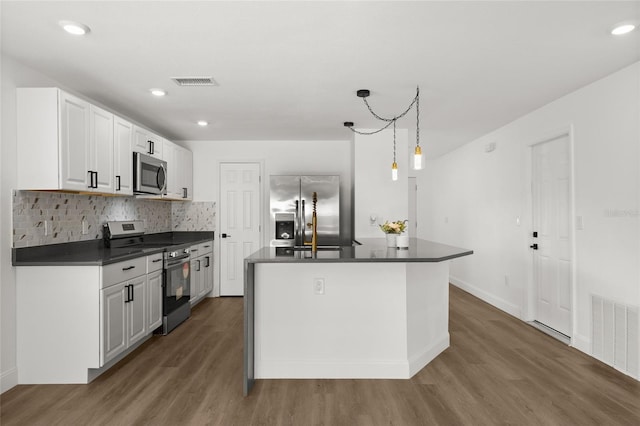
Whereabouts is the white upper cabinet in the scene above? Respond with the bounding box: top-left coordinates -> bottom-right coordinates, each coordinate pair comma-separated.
17,88 -> 116,194
133,125 -> 163,160
90,105 -> 115,193
163,139 -> 179,198
59,91 -> 91,191
114,116 -> 134,195
17,87 -> 190,199
162,140 -> 193,200
178,146 -> 193,201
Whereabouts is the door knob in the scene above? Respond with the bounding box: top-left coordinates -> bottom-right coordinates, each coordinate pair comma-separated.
530,244 -> 538,250
221,233 -> 231,238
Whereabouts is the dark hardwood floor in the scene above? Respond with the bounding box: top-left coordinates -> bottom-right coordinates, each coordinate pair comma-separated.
2,286 -> 639,425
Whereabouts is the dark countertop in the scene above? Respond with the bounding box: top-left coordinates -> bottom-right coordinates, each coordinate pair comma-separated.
245,238 -> 473,264
12,231 -> 214,266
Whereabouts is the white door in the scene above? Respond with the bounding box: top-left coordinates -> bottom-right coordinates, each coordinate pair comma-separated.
219,163 -> 261,296
532,135 -> 572,336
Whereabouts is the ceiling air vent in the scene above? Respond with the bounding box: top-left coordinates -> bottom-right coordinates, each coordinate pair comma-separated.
171,77 -> 219,87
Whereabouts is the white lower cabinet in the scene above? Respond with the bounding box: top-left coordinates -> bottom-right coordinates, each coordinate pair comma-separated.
147,269 -> 163,331
190,240 -> 214,305
101,274 -> 147,365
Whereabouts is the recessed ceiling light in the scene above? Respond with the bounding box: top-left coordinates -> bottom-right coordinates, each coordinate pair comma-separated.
150,89 -> 166,97
59,20 -> 90,36
197,120 -> 209,127
611,23 -> 636,35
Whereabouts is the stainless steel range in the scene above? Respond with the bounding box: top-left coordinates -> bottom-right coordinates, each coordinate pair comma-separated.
104,220 -> 191,335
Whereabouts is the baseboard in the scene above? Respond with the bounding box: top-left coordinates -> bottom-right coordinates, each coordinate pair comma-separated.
408,333 -> 450,376
256,359 -> 413,379
450,275 -> 522,319
571,333 -> 590,354
1,367 -> 18,394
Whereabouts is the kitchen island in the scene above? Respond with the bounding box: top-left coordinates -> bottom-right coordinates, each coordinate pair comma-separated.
243,238 -> 473,395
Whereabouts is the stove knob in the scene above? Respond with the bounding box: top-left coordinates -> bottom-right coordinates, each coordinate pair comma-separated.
184,248 -> 190,254
169,252 -> 177,258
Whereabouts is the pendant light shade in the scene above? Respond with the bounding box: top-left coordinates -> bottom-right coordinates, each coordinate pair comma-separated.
413,145 -> 423,170
391,162 -> 398,181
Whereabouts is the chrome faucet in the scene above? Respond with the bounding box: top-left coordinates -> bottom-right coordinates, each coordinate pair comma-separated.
304,192 -> 318,253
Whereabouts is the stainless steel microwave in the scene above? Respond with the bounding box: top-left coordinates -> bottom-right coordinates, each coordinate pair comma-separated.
133,152 -> 167,195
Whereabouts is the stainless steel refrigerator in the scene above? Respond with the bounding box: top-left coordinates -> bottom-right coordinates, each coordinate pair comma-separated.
270,175 -> 340,248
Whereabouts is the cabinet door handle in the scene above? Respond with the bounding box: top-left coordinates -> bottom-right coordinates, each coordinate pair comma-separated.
88,171 -> 97,189
148,140 -> 153,155
152,258 -> 162,263
122,266 -> 135,271
124,284 -> 131,303
204,245 -> 211,249
205,256 -> 210,268
191,249 -> 198,253
116,175 -> 121,191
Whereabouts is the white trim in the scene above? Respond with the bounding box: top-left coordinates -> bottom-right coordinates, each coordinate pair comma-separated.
572,333 -> 591,354
450,275 -> 522,319
408,334 -> 450,376
1,367 -> 18,394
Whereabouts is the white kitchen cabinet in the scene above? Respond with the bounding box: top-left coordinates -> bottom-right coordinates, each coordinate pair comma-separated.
17,88 -> 117,194
90,105 -> 115,193
162,141 -> 193,200
101,258 -> 148,365
59,91 -> 91,190
102,281 -> 127,364
17,88 -> 91,191
163,139 -> 180,198
133,125 -> 163,160
190,240 -> 213,305
190,258 -> 202,304
113,116 -> 133,195
178,145 -> 194,200
147,270 -> 163,332
146,252 -> 164,332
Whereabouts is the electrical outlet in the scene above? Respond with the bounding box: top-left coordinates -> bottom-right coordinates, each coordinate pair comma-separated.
81,219 -> 88,235
44,220 -> 49,236
314,278 -> 325,295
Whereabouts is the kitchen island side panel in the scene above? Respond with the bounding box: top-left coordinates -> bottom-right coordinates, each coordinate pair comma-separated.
17,266 -> 101,384
254,262 -> 410,379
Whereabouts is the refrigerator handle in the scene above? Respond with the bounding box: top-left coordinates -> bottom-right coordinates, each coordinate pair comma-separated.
295,199 -> 300,246
301,199 -> 306,245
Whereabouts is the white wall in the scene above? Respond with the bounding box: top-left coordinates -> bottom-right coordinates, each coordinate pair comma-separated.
419,61 -> 640,377
1,55 -> 66,392
354,128 -> 409,239
181,139 -> 353,247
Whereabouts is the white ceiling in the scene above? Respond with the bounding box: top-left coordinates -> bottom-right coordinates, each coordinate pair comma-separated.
2,1 -> 639,158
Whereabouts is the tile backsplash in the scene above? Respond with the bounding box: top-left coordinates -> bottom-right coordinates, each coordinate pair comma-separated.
13,191 -> 216,248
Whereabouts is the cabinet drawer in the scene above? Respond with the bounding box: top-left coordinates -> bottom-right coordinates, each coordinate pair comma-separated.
147,252 -> 164,273
102,257 -> 146,288
192,241 -> 213,256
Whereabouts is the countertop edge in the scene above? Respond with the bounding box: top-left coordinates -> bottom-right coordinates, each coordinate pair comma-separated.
13,233 -> 214,267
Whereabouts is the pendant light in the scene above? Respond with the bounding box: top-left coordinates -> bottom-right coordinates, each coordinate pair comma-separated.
344,87 -> 422,180
413,88 -> 423,170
